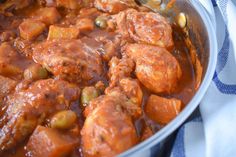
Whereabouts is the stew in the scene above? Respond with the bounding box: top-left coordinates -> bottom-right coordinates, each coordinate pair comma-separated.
0,0 -> 201,157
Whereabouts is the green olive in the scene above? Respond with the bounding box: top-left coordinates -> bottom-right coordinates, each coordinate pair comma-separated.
95,16 -> 107,29
50,110 -> 77,130
24,64 -> 48,80
81,86 -> 99,106
177,12 -> 187,28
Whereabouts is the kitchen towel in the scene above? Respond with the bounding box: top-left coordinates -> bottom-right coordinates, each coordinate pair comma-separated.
171,0 -> 236,157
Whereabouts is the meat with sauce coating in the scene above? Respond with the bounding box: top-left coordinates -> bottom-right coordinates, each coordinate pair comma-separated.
0,79 -> 80,152
107,56 -> 135,89
124,43 -> 182,94
32,39 -> 103,84
115,9 -> 174,48
94,0 -> 137,14
81,93 -> 138,157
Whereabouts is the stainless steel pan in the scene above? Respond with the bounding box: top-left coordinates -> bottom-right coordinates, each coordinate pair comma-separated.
120,0 -> 217,156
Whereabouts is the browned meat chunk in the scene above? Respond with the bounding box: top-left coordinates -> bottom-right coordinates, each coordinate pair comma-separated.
94,0 -> 137,14
85,86 -> 142,119
0,76 -> 17,101
0,43 -> 32,79
87,31 -> 122,61
119,78 -> 143,106
115,9 -> 173,48
19,20 -> 46,40
125,43 -> 182,94
0,79 -> 80,152
145,95 -> 182,124
105,57 -> 143,117
32,39 -> 103,84
81,94 -> 138,157
26,125 -> 79,157
107,57 -> 134,89
33,7 -> 61,25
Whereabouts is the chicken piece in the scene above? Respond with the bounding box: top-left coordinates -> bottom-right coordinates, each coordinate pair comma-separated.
119,78 -> 143,107
47,25 -> 80,40
26,125 -> 79,157
106,57 -> 142,114
106,58 -> 142,105
19,20 -> 46,40
87,31 -> 122,61
0,76 -> 17,102
145,95 -> 182,125
115,9 -> 173,48
107,57 -> 134,89
94,0 -> 137,14
0,42 -> 32,79
33,7 -> 61,25
125,43 -> 182,94
85,87 -> 141,119
81,96 -> 138,157
32,39 -> 103,84
0,79 -> 80,152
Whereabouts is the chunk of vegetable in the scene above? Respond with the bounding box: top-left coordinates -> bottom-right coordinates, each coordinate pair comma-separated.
24,64 -> 49,80
76,18 -> 94,32
81,86 -> 99,107
50,110 -> 77,130
26,125 -> 79,157
56,0 -> 80,9
145,95 -> 182,124
34,7 -> 61,25
95,16 -> 107,29
47,25 -> 79,40
0,63 -> 22,76
19,20 -> 46,40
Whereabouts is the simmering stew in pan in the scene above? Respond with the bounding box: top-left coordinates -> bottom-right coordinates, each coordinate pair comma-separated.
0,0 -> 202,157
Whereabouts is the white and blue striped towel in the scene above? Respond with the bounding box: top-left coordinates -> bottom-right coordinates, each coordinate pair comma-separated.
171,0 -> 236,157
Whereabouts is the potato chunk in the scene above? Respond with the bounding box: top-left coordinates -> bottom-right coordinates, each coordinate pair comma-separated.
34,7 -> 61,25
56,0 -> 80,9
76,18 -> 94,32
145,95 -> 182,124
19,20 -> 46,40
47,25 -> 79,40
26,125 -> 79,157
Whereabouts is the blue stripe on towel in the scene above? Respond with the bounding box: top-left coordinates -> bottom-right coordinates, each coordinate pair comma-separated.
212,26 -> 236,94
215,28 -> 229,73
213,72 -> 236,95
172,126 -> 185,157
